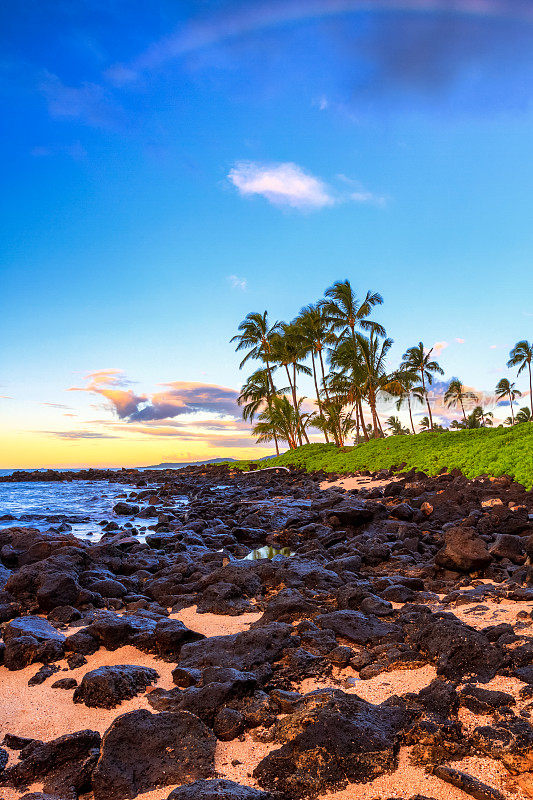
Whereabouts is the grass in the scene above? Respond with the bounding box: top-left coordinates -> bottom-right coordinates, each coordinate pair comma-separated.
228,423 -> 533,489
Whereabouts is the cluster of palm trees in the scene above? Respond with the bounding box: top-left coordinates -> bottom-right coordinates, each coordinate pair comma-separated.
231,280 -> 533,450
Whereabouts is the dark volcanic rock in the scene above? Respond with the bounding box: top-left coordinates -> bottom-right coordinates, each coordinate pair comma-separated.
459,686 -> 515,713
179,622 -> 295,672
73,664 -> 159,709
0,729 -> 100,796
37,574 -> 81,611
4,616 -> 65,645
92,710 -> 216,800
166,780 -> 280,800
52,677 -> 78,690
435,527 -> 492,572
113,502 -> 140,515
153,617 -> 205,658
254,689 -> 411,797
432,765 -> 504,800
323,499 -> 375,527
401,608 -> 505,681
315,610 -> 400,645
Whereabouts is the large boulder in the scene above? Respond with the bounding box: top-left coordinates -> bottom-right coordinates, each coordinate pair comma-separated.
167,780 -> 280,800
3,617 -> 66,670
401,608 -> 505,681
3,617 -> 65,645
435,527 -> 492,572
489,534 -> 526,564
73,665 -> 159,709
254,689 -> 411,797
179,622 -> 295,673
92,710 -> 216,800
37,574 -> 81,611
315,611 -> 400,646
113,502 -> 139,516
0,730 -> 100,796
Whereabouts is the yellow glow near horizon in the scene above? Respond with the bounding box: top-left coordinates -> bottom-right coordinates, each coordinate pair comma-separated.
0,430 -> 271,469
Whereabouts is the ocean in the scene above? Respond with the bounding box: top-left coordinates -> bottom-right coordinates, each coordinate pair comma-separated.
0,474 -> 146,540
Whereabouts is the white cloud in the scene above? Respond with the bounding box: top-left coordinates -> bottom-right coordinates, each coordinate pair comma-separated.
337,174 -> 388,206
227,274 -> 247,291
455,337 -> 465,344
433,341 -> 449,356
350,190 -> 387,207
228,161 -> 335,211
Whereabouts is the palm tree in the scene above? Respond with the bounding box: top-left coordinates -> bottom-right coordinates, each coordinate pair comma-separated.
231,311 -> 281,453
388,369 -> 422,434
507,341 -> 533,416
323,279 -> 385,340
450,419 -> 465,429
419,416 -> 431,431
354,332 -> 395,437
237,369 -> 289,422
401,342 -> 444,430
516,406 -> 532,424
479,406 -> 494,427
444,378 -> 478,424
328,342 -> 369,443
294,304 -> 335,441
310,402 -> 356,446
270,324 -> 311,446
465,405 -> 493,428
252,395 -> 309,450
495,378 -> 521,425
386,416 -> 410,436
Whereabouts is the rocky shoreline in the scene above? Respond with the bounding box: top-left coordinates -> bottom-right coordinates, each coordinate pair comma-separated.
1,464 -> 533,800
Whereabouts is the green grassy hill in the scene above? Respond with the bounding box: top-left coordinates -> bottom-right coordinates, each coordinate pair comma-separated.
232,423 -> 533,488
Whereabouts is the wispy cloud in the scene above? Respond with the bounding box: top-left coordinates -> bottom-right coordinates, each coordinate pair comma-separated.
432,341 -> 449,356
105,1 -> 533,89
0,395 -> 13,400
39,72 -> 120,128
45,431 -> 119,440
455,337 -> 465,344
227,274 -> 248,291
31,142 -> 87,160
228,161 -> 335,211
337,174 -> 388,206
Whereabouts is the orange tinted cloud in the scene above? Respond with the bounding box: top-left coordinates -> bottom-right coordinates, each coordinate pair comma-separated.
71,371 -> 240,422
70,369 -> 147,417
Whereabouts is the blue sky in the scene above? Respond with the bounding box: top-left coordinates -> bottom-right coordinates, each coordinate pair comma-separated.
2,0 -> 533,467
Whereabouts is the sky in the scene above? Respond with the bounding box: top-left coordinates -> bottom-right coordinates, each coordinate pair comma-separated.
1,0 -> 533,468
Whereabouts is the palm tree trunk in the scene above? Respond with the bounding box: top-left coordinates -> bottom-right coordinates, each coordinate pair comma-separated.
292,363 -> 310,444
311,352 -> 329,443
318,349 -> 330,402
285,364 -> 303,447
368,387 -> 381,437
407,394 -> 416,434
509,390 -> 515,424
354,400 -> 360,444
459,396 -> 467,423
357,397 -> 370,441
529,361 -> 533,415
264,356 -> 279,455
421,371 -> 433,430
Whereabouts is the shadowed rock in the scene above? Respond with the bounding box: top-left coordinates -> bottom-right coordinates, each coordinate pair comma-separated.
73,664 -> 159,709
92,710 -> 216,800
